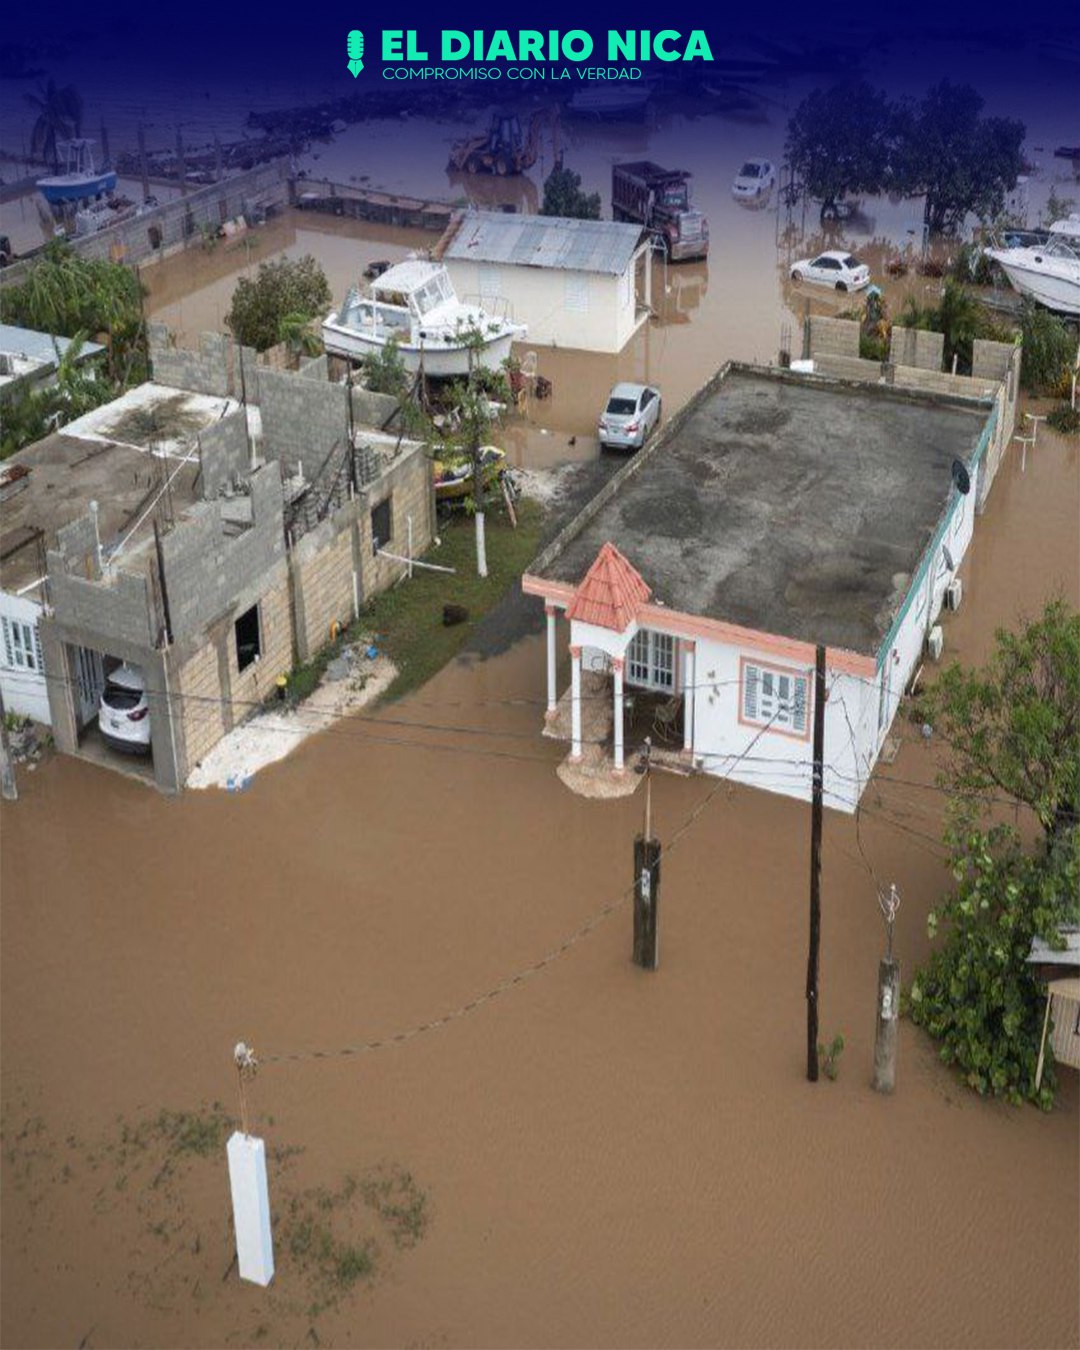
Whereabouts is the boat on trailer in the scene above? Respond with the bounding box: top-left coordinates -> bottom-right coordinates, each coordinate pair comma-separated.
37,139 -> 117,207
985,236 -> 1080,317
322,259 -> 523,378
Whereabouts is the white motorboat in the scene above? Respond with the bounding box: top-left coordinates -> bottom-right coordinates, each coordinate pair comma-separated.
985,236 -> 1080,317
322,260 -> 523,377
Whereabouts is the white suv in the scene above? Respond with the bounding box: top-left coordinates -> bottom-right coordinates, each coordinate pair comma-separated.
99,663 -> 151,754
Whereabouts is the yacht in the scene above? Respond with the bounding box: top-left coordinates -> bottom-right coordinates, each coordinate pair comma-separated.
322,260 -> 523,377
985,235 -> 1080,316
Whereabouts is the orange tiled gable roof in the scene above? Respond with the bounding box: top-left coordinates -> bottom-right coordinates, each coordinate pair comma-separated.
565,541 -> 651,632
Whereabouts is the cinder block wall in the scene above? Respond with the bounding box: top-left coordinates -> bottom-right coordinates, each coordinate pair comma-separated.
260,366 -> 349,479
171,564 -> 293,778
351,386 -> 399,429
158,467 -> 285,641
47,553 -> 157,649
149,327 -> 232,396
287,442 -> 435,662
199,412 -> 251,498
806,316 -> 860,360
890,326 -> 945,372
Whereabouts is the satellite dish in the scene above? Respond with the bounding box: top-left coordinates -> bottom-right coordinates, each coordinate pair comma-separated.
951,459 -> 971,495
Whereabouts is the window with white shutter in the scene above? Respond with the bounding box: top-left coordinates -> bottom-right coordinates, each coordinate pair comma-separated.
740,658 -> 810,738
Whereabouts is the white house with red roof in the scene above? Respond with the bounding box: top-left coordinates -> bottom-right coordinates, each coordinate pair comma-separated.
523,365 -> 1001,809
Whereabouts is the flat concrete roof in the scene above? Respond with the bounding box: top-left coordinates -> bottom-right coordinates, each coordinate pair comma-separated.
531,366 -> 992,657
0,432 -> 199,594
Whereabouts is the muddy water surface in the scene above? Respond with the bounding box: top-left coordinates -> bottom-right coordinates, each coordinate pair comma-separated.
2,415 -> 1078,1349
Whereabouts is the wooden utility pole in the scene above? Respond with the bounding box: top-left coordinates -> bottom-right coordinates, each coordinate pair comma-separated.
806,644 -> 827,1081
0,688 -> 17,802
137,122 -> 151,202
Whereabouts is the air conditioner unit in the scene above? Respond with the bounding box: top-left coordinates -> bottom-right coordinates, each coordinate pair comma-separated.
944,578 -> 963,612
927,625 -> 945,661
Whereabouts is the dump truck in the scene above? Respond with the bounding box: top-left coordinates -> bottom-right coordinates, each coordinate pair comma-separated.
448,108 -> 559,176
611,161 -> 709,261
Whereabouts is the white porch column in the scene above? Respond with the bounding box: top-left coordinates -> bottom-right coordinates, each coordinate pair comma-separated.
545,605 -> 558,717
643,247 -> 652,309
682,640 -> 695,754
612,657 -> 625,773
569,645 -> 583,761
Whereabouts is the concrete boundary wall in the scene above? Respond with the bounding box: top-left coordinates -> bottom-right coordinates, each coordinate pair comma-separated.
890,326 -> 945,372
0,161 -> 291,288
806,316 -> 860,360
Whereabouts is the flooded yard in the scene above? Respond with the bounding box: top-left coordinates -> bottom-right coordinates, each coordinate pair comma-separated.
2,405 -> 1078,1348
4,46 -> 1080,1346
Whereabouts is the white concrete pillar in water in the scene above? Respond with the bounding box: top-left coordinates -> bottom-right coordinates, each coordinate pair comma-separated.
570,645 -> 583,761
475,512 -> 488,578
545,606 -> 558,715
612,657 -> 625,773
227,1131 -> 275,1286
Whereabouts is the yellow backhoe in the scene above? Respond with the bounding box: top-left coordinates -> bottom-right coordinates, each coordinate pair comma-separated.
447,107 -> 560,176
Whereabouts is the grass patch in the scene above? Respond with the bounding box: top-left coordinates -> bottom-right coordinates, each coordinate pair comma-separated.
359,1164 -> 429,1249
364,497 -> 546,703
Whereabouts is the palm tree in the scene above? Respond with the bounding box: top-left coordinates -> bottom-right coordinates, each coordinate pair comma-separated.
277,313 -> 322,366
25,79 -> 83,172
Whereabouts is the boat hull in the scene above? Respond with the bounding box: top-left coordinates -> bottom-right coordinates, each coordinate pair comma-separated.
321,319 -> 518,376
988,254 -> 1080,317
37,170 -> 118,204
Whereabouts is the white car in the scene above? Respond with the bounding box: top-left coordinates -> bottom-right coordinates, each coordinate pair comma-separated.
598,383 -> 662,452
732,159 -> 776,200
99,663 -> 151,754
790,250 -> 871,292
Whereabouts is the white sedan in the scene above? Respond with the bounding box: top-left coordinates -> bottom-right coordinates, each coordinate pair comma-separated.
732,159 -> 776,200
790,250 -> 871,292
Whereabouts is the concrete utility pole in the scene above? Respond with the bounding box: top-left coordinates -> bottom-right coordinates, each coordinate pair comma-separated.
0,688 -> 18,802
872,884 -> 902,1093
633,738 -> 660,969
806,644 -> 827,1082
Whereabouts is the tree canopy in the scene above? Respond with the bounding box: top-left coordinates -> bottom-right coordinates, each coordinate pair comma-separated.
909,601 -> 1080,1106
225,255 -> 332,352
893,80 -> 1026,236
540,166 -> 601,221
785,81 -> 894,210
785,77 -> 1026,236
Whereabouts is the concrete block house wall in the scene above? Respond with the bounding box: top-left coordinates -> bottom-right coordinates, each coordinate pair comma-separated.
26,328 -> 435,791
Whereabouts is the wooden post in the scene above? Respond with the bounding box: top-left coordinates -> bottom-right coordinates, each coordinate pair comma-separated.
806,644 -> 827,1082
0,688 -> 17,802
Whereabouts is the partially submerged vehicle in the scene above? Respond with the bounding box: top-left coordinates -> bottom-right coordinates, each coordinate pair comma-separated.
322,260 -> 524,377
732,159 -> 776,200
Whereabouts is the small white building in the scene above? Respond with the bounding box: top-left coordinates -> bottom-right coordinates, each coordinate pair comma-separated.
523,364 -> 1001,812
0,323 -> 104,403
436,210 -> 651,354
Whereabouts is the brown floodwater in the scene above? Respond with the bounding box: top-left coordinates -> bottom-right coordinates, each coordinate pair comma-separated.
1,406 -> 1078,1348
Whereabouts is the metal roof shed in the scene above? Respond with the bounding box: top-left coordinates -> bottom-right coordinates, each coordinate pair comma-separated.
437,210 -> 651,353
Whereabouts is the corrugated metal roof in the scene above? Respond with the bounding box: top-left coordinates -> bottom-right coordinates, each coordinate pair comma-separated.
1029,928 -> 1080,967
443,211 -> 645,276
0,324 -> 105,367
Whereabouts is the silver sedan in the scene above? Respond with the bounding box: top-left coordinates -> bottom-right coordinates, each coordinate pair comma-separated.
598,383 -> 662,452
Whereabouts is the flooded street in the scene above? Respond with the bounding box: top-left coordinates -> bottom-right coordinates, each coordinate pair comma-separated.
2,408 -> 1078,1347
4,36 -> 1080,1347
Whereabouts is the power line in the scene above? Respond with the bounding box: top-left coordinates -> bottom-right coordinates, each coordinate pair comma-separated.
260,708 -> 787,1068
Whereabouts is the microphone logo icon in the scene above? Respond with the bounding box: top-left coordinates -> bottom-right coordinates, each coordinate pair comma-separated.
347,30 -> 365,77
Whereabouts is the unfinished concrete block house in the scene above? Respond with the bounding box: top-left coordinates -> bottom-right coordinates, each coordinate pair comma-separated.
524,327 -> 1019,810
0,326 -> 434,792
